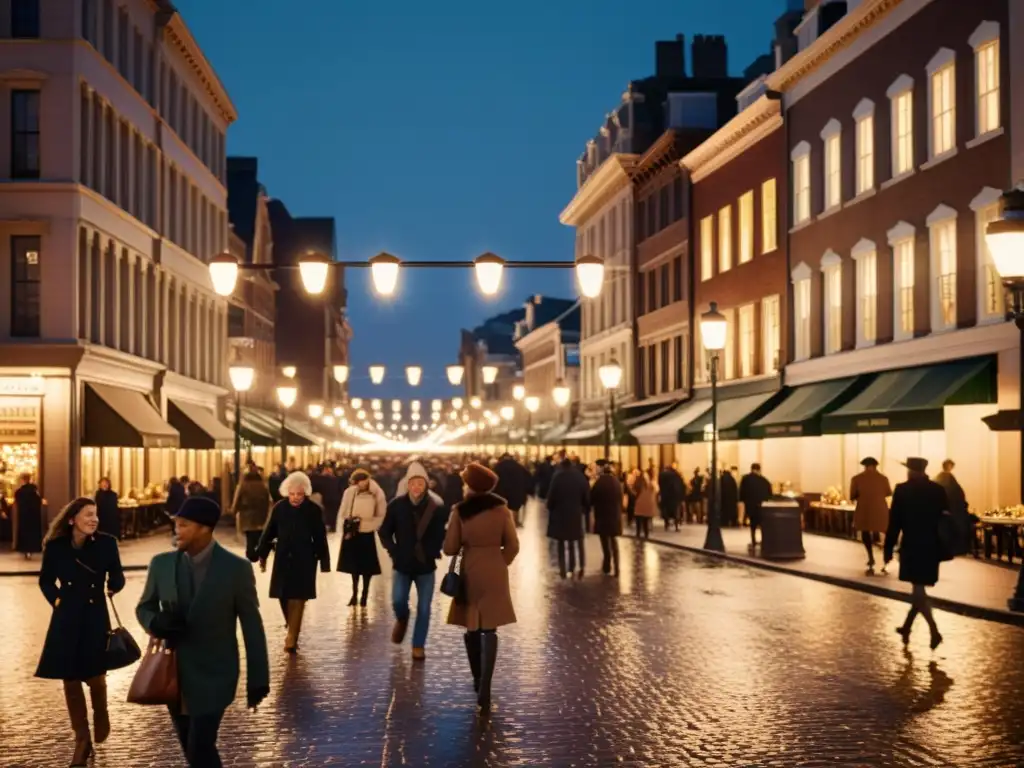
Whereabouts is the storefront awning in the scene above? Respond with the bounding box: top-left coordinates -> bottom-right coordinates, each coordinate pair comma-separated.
622,400 -> 681,428
83,383 -> 179,449
168,400 -> 234,450
631,399 -> 711,445
563,420 -> 606,442
284,418 -> 320,447
237,409 -> 280,447
540,423 -> 570,443
821,357 -> 995,434
679,391 -> 780,444
749,378 -> 860,438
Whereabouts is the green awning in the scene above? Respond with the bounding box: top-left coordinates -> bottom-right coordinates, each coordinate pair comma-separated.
749,378 -> 860,438
679,391 -> 780,443
821,357 -> 995,434
237,409 -> 279,447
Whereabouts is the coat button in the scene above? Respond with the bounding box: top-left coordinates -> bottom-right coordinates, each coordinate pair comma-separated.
88,599 -> 94,604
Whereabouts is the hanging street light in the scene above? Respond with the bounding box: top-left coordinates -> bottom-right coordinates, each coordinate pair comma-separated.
524,396 -> 540,413
298,250 -> 330,294
552,380 -> 571,408
470,396 -> 482,409
447,365 -> 465,386
322,414 -> 335,427
474,252 -> 505,296
500,405 -> 514,421
371,399 -> 382,411
406,365 -> 423,386
282,366 -> 297,379
333,365 -> 349,384
369,365 -> 386,384
512,384 -> 525,401
308,402 -> 324,420
481,365 -> 498,384
575,254 -> 605,299
333,405 -> 343,417
452,397 -> 464,410
392,400 -> 402,412
209,252 -> 239,296
411,400 -> 421,412
370,252 -> 401,296
350,397 -> 362,409
431,399 -> 442,411
700,301 -> 728,554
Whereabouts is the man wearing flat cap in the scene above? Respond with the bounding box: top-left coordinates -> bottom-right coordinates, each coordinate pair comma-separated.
137,496 -> 269,767
850,457 -> 893,576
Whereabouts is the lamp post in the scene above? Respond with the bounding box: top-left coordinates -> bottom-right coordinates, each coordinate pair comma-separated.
985,185 -> 1024,610
598,360 -> 622,462
700,302 -> 728,553
276,384 -> 297,468
524,395 -> 540,459
227,365 -> 254,485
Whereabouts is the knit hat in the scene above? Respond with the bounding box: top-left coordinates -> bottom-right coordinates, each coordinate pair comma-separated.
175,496 -> 221,528
280,471 -> 312,496
350,468 -> 371,484
405,461 -> 430,483
461,462 -> 498,495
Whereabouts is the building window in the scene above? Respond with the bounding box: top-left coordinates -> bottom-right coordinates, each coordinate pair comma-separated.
672,176 -> 683,220
792,142 -> 811,225
821,120 -> 842,210
738,190 -> 754,264
101,0 -> 113,62
659,263 -> 669,307
647,344 -> 656,396
637,347 -> 646,399
927,205 -> 958,331
927,50 -> 956,159
117,6 -> 128,77
658,186 -> 669,230
82,0 -> 96,44
792,265 -> 812,361
636,271 -> 646,315
822,252 -> 842,354
673,335 -> 684,390
637,200 -> 646,242
647,194 -> 656,236
10,235 -> 41,337
852,239 -> 877,348
761,295 -> 780,374
738,304 -> 755,378
972,186 -> 1004,322
700,215 -> 713,281
660,339 -> 670,393
970,23 -> 1000,138
888,75 -> 914,177
11,0 -> 40,38
853,99 -> 875,195
889,221 -> 916,341
647,270 -> 656,312
718,204 -> 732,273
11,90 -> 40,179
672,255 -> 682,302
761,178 -> 777,253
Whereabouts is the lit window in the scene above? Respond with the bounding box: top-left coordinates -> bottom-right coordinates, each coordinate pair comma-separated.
793,277 -> 812,361
888,76 -> 914,177
821,120 -> 842,210
853,240 -> 877,348
853,100 -> 875,195
822,254 -> 842,354
738,191 -> 754,264
929,60 -> 956,158
761,179 -> 777,253
888,222 -> 916,341
723,307 -> 736,380
927,206 -> 958,331
700,215 -> 713,281
792,142 -> 811,225
761,295 -> 780,374
718,204 -> 732,273
970,23 -> 1000,137
738,304 -> 755,377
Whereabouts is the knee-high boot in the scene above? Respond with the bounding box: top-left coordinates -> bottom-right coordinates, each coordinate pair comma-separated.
464,632 -> 482,692
63,681 -> 93,766
85,675 -> 109,743
477,632 -> 498,712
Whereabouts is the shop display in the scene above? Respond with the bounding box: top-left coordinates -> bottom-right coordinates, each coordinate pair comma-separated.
1,443 -> 38,501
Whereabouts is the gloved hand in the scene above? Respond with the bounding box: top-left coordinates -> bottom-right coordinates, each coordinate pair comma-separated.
247,685 -> 270,711
149,609 -> 187,641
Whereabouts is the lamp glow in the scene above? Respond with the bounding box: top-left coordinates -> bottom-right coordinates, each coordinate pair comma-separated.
406,366 -> 422,386
322,415 -> 335,427
228,365 -> 254,393
369,252 -> 401,296
333,365 -> 349,384
552,381 -> 571,407
700,302 -> 728,352
431,399 -> 442,411
474,252 -> 505,296
481,365 -> 498,384
392,400 -> 402,412
308,402 -> 324,420
356,409 -> 366,420
298,251 -> 331,295
333,406 -> 343,417
986,188 -> 1024,281
209,253 -> 239,296
524,395 -> 540,413
446,365 -> 465,386
500,405 -> 515,421
282,366 -> 297,379
598,359 -> 623,391
276,385 -> 297,409
575,254 -> 604,298
470,396 -> 482,409
369,365 -> 386,384
371,399 -> 382,411
512,384 -> 525,401
350,398 -> 362,409
411,400 -> 421,412
452,397 -> 463,410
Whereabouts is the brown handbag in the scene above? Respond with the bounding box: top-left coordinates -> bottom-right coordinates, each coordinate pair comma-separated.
127,636 -> 179,705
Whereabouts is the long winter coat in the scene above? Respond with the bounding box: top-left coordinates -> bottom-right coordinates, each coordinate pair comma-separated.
658,469 -> 685,520
312,473 -> 343,529
257,498 -> 330,600
378,493 -> 448,576
884,475 -> 948,587
95,488 -> 121,539
338,480 -> 387,534
13,483 -> 43,554
720,471 -> 739,526
545,462 -> 589,542
850,469 -> 893,533
233,477 -> 272,533
36,533 -> 125,681
535,461 -> 554,500
633,475 -> 657,518
443,492 -> 520,630
591,472 -> 624,537
739,473 -> 773,525
494,457 -> 532,512
934,470 -> 971,556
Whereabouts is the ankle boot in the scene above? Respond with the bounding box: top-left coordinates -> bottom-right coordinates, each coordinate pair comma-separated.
477,633 -> 498,712
464,632 -> 482,692
63,681 -> 92,767
360,578 -> 371,607
86,675 -> 110,744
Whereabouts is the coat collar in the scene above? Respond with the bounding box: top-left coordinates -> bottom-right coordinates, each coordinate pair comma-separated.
456,492 -> 506,519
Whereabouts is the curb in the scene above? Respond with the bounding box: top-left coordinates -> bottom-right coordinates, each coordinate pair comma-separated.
644,535 -> 1024,629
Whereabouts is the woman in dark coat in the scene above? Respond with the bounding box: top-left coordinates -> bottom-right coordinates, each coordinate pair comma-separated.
13,473 -> 43,557
36,497 -> 125,766
590,463 -> 623,575
884,457 -> 948,651
233,470 -> 272,561
94,477 -> 120,539
545,458 -> 589,579
257,471 -> 330,654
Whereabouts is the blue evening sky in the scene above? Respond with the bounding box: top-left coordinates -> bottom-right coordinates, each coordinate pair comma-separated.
176,0 -> 783,398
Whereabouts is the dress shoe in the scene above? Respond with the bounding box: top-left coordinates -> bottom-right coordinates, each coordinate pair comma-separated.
392,618 -> 409,644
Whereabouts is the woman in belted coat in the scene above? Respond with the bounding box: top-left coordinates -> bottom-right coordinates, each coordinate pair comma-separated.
443,462 -> 520,713
36,497 -> 125,767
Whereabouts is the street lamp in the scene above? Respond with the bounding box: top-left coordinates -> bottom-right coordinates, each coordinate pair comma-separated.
333,365 -> 349,384
228,365 -> 254,484
281,365 -> 297,379
512,384 -> 525,401
552,380 -> 571,408
470,396 -> 482,409
369,365 -> 386,384
474,252 -> 505,296
308,402 -> 324,420
482,365 -> 499,384
209,252 -> 239,297
298,250 -> 330,295
369,252 -> 401,296
452,397 -> 464,410
447,365 -> 465,386
575,254 -> 605,299
406,366 -> 422,386
598,359 -> 622,462
350,397 -> 362,409
276,383 -> 297,468
985,185 -> 1024,610
700,301 -> 728,553
500,405 -> 514,421
524,395 -> 540,455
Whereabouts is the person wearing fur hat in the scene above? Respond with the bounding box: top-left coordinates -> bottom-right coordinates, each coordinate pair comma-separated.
257,471 -> 331,653
137,495 -> 269,768
379,460 -> 449,660
337,468 -> 386,606
443,462 -> 519,712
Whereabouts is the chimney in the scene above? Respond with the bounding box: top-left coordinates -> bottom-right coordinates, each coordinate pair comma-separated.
691,35 -> 728,79
655,34 -> 686,77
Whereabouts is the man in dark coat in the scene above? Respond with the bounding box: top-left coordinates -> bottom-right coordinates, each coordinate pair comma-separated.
590,462 -> 623,575
311,467 -> 342,532
94,478 -> 121,539
885,457 -> 948,650
739,463 -> 773,553
495,453 -> 533,528
442,463 -> 464,511
658,463 -> 686,532
13,474 -> 43,557
720,467 -> 739,527
545,458 -> 590,579
934,459 -> 970,556
535,456 -> 555,501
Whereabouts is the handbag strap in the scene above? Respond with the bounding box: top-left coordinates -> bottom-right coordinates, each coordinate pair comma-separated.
108,593 -> 124,629
447,549 -> 461,574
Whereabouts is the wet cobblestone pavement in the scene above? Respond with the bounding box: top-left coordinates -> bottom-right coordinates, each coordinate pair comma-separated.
2,503 -> 1023,767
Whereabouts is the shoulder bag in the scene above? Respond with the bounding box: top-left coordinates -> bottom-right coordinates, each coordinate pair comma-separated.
440,550 -> 462,598
127,554 -> 181,706
105,595 -> 142,671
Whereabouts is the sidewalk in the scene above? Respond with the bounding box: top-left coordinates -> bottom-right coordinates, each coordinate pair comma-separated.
644,522 -> 1024,627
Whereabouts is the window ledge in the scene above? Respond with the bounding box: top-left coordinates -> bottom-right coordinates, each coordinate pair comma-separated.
761,246 -> 779,256
880,169 -> 915,191
920,147 -> 958,172
847,188 -> 876,209
789,218 -> 815,235
966,127 -> 1005,150
855,339 -> 877,350
818,204 -> 843,222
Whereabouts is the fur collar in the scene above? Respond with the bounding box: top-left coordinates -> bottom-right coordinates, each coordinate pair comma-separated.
456,492 -> 506,519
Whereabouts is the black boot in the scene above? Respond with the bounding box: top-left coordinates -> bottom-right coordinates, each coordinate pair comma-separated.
478,632 -> 498,712
360,576 -> 371,607
464,632 -> 482,692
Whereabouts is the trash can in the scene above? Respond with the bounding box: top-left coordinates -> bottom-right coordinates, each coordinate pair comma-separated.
760,499 -> 805,560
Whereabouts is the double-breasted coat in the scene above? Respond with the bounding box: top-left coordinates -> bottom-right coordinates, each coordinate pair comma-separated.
443,492 -> 519,630
884,476 -> 948,587
257,498 -> 330,600
590,473 -> 624,537
850,469 -> 893,533
36,532 -> 125,681
545,463 -> 590,541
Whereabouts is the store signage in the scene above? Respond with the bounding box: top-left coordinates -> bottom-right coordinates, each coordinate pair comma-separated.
855,417 -> 889,428
0,377 -> 45,396
764,424 -> 803,436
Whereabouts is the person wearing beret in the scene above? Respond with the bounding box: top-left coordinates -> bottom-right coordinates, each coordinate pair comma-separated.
849,456 -> 893,576
337,468 -> 386,607
443,462 -> 520,713
136,496 -> 270,768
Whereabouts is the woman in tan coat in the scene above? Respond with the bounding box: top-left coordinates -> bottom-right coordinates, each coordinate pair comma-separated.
850,457 -> 893,576
443,462 -> 520,713
632,472 -> 657,540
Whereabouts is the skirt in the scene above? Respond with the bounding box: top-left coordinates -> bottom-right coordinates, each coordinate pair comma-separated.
338,532 -> 381,575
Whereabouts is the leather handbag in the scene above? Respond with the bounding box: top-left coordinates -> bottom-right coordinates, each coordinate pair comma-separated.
105,595 -> 141,671
342,516 -> 361,541
439,550 -> 462,598
127,637 -> 179,705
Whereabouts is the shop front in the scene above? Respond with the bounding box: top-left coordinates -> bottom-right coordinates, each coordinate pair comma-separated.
168,398 -> 234,505
241,407 -> 322,470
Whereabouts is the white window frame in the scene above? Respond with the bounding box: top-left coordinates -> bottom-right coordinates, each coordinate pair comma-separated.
821,250 -> 843,354
738,303 -> 756,378
700,215 -> 714,281
888,220 -> 917,342
761,294 -> 781,374
792,262 -> 812,361
761,178 -> 777,253
820,119 -> 842,211
791,141 -> 812,226
969,21 -> 1001,139
926,203 -> 958,332
718,204 -> 732,273
738,190 -> 754,264
926,48 -> 957,161
887,74 -> 915,179
853,99 -> 875,196
970,186 -> 1004,323
723,306 -> 736,380
852,238 -> 877,349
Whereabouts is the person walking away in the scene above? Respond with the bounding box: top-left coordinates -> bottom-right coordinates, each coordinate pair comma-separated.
535,455 -> 554,502
268,465 -> 286,502
545,457 -> 589,579
442,463 -> 465,511
13,472 -> 43,559
687,468 -> 706,524
850,457 -> 893,575
633,472 -> 656,539
443,462 -> 520,713
739,464 -> 773,554
885,457 -> 948,650
590,462 -> 623,575
257,471 -> 331,654
623,468 -> 638,528
720,467 -> 739,527
137,496 -> 269,767
934,459 -> 971,556
495,453 -> 532,528
232,470 -> 272,563
658,462 -> 685,532
312,467 -> 343,533
94,477 -> 121,539
379,462 -> 448,660
337,468 -> 386,607
36,497 -> 125,767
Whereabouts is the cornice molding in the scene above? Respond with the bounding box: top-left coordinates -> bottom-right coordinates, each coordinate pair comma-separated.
560,154 -> 637,226
161,11 -> 237,123
681,96 -> 782,184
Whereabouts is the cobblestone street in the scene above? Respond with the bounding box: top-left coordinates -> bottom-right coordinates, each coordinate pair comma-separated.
2,503 -> 1023,767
